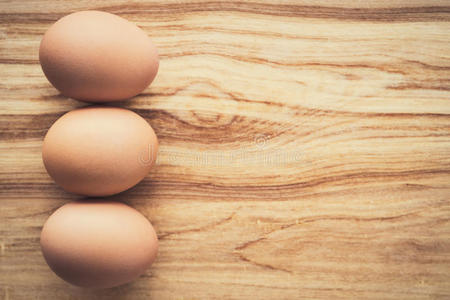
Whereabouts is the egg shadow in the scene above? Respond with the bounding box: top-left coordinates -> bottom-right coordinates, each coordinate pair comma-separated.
66,273 -> 155,299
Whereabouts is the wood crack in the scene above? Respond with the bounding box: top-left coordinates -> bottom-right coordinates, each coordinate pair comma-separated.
159,212 -> 236,239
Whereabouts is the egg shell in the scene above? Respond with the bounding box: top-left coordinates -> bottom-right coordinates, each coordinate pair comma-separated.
39,11 -> 159,102
42,106 -> 158,196
40,201 -> 158,288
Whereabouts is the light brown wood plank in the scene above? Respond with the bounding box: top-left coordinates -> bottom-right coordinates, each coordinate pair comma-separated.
1,1 -> 450,299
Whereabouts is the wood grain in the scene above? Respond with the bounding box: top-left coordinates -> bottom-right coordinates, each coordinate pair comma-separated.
1,1 -> 450,299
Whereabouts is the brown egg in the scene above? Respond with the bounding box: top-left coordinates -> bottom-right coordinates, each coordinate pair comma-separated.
39,11 -> 159,102
41,201 -> 158,288
42,106 -> 158,196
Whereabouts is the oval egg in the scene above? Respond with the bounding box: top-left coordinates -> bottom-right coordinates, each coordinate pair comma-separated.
40,201 -> 159,288
39,11 -> 159,102
42,106 -> 158,196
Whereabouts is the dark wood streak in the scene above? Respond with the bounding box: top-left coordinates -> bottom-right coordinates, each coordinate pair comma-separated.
1,3 -> 450,24
143,169 -> 450,195
387,83 -> 450,91
4,52 -> 450,77
2,52 -> 450,98
2,110 -> 449,147
3,205 -> 61,220
2,168 -> 449,198
1,103 -> 449,143
0,59 -> 38,65
159,52 -> 450,77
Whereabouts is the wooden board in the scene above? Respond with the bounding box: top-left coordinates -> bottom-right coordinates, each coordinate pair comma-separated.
1,1 -> 450,299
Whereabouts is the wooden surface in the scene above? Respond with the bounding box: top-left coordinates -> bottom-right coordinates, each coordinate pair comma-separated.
1,1 -> 450,299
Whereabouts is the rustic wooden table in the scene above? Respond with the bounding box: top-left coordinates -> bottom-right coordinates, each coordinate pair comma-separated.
1,1 -> 450,299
